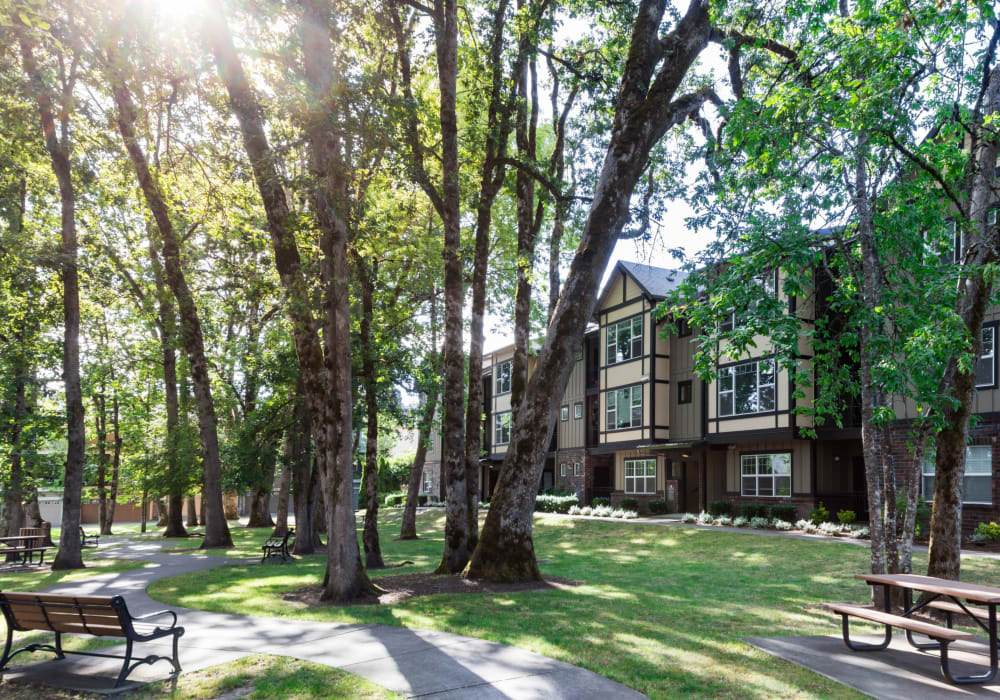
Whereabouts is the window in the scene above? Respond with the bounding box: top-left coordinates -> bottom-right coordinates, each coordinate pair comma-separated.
574,462 -> 581,476
719,272 -> 777,333
678,380 -> 693,405
574,402 -> 583,419
423,471 -> 433,492
625,458 -> 656,494
677,317 -> 692,337
924,446 -> 992,504
561,405 -> 569,421
990,208 -> 999,226
717,359 -> 776,417
978,325 -> 996,388
493,411 -> 511,445
740,453 -> 791,498
607,384 -> 642,430
607,316 -> 643,365
495,360 -> 512,394
948,218 -> 964,263
560,463 -> 566,477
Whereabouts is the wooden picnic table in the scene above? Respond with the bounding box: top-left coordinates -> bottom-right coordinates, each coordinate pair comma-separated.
0,535 -> 49,565
830,573 -> 1000,684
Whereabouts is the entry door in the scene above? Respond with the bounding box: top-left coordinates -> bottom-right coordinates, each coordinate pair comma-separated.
684,462 -> 699,512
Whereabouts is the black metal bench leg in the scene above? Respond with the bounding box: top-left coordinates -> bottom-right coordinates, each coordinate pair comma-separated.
115,639 -> 134,687
841,614 -> 892,651
54,631 -> 64,660
0,626 -> 13,671
171,631 -> 182,674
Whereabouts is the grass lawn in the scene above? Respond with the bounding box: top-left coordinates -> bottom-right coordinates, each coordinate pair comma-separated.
142,509 -> 1000,699
0,654 -> 398,699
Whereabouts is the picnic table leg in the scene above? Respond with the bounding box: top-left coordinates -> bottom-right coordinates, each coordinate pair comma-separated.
903,588 -> 942,650
842,584 -> 893,651
938,605 -> 998,684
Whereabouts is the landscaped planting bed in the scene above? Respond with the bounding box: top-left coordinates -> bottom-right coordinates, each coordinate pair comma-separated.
678,511 -> 871,540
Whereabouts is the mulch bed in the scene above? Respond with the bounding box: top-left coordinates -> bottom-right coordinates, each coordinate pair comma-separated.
282,571 -> 580,607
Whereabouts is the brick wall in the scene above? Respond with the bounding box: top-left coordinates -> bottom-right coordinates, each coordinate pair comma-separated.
722,495 -> 816,521
554,449 -> 588,501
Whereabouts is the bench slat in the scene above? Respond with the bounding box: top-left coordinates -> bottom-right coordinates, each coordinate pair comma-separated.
2,593 -> 116,606
824,602 -> 974,641
926,600 -> 993,621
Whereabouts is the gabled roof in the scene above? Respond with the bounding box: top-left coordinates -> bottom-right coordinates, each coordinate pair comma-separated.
613,261 -> 688,301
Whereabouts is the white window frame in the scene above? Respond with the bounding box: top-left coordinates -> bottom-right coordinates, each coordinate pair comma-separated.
624,458 -> 656,494
495,360 -> 512,395
740,453 -> 792,498
607,384 -> 643,430
493,411 -> 511,446
574,402 -> 583,419
606,316 -> 643,365
423,471 -> 433,492
977,325 -> 996,388
573,462 -> 581,476
923,446 -> 993,505
717,359 -> 776,417
560,463 -> 566,477
561,405 -> 569,421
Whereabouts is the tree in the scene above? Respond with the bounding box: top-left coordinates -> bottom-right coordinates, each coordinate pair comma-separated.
14,12 -> 87,569
465,0 -> 720,582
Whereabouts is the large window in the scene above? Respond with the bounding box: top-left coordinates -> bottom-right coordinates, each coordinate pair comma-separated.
423,471 -> 433,492
625,459 -> 656,494
607,384 -> 642,430
717,359 -> 776,416
494,411 -> 511,446
977,325 -> 996,388
607,316 -> 643,365
923,446 -> 992,504
495,360 -> 512,394
740,453 -> 791,498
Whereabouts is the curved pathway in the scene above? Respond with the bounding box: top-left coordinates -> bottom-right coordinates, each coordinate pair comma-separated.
5,538 -> 645,699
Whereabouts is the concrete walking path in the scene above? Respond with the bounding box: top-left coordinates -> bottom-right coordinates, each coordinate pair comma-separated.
2,538 -> 645,699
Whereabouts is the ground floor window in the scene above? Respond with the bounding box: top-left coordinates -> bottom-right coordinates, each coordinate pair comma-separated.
574,462 -> 581,476
740,453 -> 791,497
625,458 -> 656,494
423,471 -> 432,492
560,462 -> 567,477
923,446 -> 992,504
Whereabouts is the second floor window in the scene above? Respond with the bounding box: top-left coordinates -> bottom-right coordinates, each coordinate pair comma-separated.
678,380 -> 693,405
494,411 -> 511,445
607,316 -> 643,365
607,384 -> 642,429
495,360 -> 512,394
423,471 -> 432,492
574,402 -> 583,419
977,325 -> 996,388
718,359 -> 775,417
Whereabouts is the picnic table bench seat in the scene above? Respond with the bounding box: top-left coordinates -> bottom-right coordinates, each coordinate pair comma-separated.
0,591 -> 183,687
261,528 -> 294,563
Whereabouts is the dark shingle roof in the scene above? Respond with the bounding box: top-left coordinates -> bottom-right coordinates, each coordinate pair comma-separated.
617,261 -> 688,300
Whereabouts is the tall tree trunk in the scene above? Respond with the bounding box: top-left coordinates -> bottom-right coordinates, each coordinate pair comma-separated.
94,391 -> 109,535
186,494 -> 198,528
17,30 -> 86,570
356,257 -> 384,568
23,486 -> 43,529
108,70 -> 232,549
205,1 -> 375,600
272,436 -> 292,537
465,0 -> 715,581
291,393 -> 322,554
4,362 -> 27,539
928,62 -> 1000,582
107,392 -> 121,533
247,476 -> 276,528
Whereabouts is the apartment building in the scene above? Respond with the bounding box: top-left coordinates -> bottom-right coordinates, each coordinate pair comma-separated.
420,259 -> 996,528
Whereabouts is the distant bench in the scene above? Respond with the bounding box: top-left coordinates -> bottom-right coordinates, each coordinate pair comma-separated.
0,529 -> 49,565
0,591 -> 184,687
261,529 -> 294,563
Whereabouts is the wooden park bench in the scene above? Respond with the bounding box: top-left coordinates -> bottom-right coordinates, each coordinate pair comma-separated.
0,591 -> 184,688
261,528 -> 294,563
80,527 -> 99,548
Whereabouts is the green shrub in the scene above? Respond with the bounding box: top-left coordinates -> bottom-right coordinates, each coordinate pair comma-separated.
417,494 -> 428,506
619,498 -> 639,512
534,494 -> 579,514
591,497 -> 611,507
896,492 -> 931,537
975,521 -> 1000,542
648,500 -> 668,515
809,501 -> 830,525
707,500 -> 732,516
543,484 -> 575,496
836,509 -> 856,525
740,503 -> 769,519
770,504 -> 797,523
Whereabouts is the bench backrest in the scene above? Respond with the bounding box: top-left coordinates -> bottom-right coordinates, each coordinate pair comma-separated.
284,528 -> 295,545
0,592 -> 130,637
18,528 -> 45,549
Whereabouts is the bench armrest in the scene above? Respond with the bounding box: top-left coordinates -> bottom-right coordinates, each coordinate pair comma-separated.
132,609 -> 178,628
